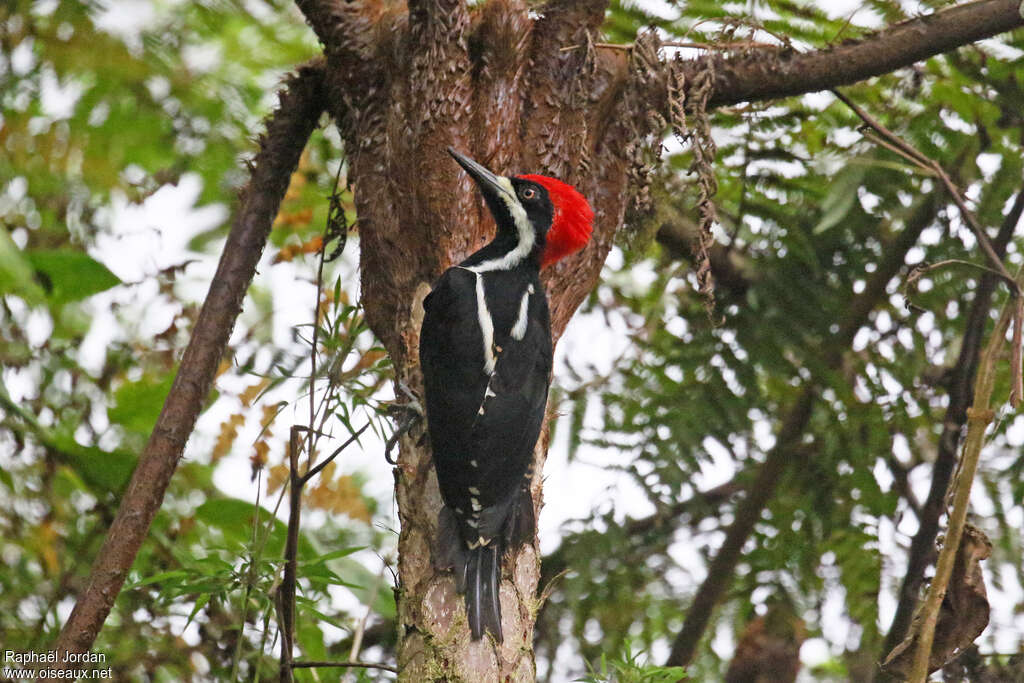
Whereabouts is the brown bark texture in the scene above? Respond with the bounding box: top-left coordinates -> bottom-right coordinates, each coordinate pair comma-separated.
46,0 -> 1024,680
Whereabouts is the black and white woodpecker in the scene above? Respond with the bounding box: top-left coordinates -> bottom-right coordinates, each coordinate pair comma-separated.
419,148 -> 594,641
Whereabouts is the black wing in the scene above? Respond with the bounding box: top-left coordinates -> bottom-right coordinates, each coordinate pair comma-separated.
420,267 -> 551,544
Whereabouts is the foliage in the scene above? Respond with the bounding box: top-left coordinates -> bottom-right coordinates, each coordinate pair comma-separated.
576,640 -> 687,683
538,2 -> 1024,681
1,1 -> 395,680
3,0 -> 1024,681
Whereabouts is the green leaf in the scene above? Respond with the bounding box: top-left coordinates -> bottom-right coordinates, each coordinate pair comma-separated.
195,498 -> 315,558
0,228 -> 45,304
301,546 -> 365,565
52,436 -> 137,493
127,570 -> 190,590
109,372 -> 175,435
185,593 -> 210,628
812,165 -> 866,235
25,248 -> 121,306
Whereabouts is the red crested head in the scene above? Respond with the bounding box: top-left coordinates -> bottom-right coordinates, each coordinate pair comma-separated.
518,174 -> 594,268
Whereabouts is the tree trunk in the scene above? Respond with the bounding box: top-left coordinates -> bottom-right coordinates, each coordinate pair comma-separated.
318,2 -> 631,676
306,0 -> 1024,676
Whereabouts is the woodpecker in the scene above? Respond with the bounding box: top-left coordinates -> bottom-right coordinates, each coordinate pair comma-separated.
419,148 -> 593,641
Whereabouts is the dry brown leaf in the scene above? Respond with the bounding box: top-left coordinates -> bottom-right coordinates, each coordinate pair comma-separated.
274,207 -> 313,227
215,358 -> 232,378
38,520 -> 59,576
883,524 -> 992,677
258,405 -> 278,435
212,413 -> 246,462
266,463 -> 290,497
250,441 -> 271,481
240,378 -> 271,407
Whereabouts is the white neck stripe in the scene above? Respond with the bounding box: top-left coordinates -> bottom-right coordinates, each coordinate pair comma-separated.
465,177 -> 534,273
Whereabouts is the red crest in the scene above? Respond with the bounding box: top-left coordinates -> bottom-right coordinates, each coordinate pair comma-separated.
518,175 -> 594,268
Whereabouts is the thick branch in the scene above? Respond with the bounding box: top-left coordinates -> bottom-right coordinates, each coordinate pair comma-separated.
665,193 -> 940,669
293,0 -> 378,63
49,60 -> 327,667
694,0 -> 1024,108
881,188 -> 1024,660
522,0 -> 610,180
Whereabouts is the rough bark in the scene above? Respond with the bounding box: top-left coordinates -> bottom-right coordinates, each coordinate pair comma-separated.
318,1 -> 622,677
47,60 -> 327,672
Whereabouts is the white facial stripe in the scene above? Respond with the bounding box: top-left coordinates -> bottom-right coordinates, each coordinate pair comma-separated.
466,177 -> 535,273
510,284 -> 533,341
475,273 -> 497,375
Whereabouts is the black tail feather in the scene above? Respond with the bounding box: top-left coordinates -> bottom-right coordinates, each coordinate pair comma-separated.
437,489 -> 537,643
465,544 -> 502,641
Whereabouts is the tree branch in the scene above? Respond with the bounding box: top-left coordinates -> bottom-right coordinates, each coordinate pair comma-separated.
694,0 -> 1024,109
881,188 -> 1024,661
48,60 -> 327,668
665,193 -> 941,669
522,0 -> 610,180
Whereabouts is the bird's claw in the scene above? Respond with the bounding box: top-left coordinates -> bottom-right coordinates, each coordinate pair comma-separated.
384,381 -> 425,464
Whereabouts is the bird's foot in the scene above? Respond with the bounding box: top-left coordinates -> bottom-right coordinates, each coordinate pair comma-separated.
384,381 -> 424,464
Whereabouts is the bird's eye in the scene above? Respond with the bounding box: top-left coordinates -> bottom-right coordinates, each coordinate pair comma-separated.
520,187 -> 536,200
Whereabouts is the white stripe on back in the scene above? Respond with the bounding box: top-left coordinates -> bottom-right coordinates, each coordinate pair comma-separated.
475,273 -> 497,375
510,284 -> 533,341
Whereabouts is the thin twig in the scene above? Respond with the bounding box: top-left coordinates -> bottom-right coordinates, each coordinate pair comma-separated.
343,562 -> 389,683
1012,296 -> 1024,407
278,427 -> 304,683
305,223 -> 328,478
909,259 -> 1014,285
903,259 -> 1020,308
300,421 -> 371,486
292,660 -> 398,673
560,40 -> 777,52
907,266 -> 1023,682
832,88 -> 1018,297
860,131 -> 938,173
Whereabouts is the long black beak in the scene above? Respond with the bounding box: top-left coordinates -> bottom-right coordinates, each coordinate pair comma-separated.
448,147 -> 511,200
